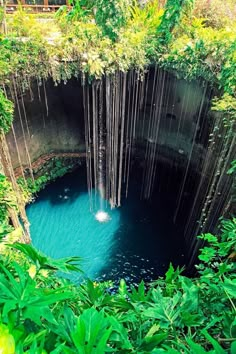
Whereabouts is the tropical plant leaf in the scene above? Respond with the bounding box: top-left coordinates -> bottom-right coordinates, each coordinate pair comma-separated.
71,308 -> 112,353
139,332 -> 168,351
8,243 -> 82,273
231,341 -> 236,354
222,277 -> 236,299
108,316 -> 133,350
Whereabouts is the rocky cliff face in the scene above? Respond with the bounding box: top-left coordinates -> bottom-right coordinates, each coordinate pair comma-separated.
6,70 -> 211,171
7,78 -> 85,168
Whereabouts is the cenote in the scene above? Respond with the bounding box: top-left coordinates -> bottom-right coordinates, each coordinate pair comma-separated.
1,1 -> 236,351
27,162 -> 188,287
11,67 -> 234,287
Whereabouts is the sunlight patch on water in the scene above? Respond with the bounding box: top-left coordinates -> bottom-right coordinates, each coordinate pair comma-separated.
26,168 -> 186,286
27,189 -> 120,282
95,211 -> 111,223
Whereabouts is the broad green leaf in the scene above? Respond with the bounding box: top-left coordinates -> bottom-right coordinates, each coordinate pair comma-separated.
108,316 -> 133,350
145,324 -> 160,337
29,289 -> 74,307
222,278 -> 236,298
180,276 -> 199,313
51,344 -> 75,354
23,330 -> 47,347
8,243 -> 82,273
23,305 -> 58,326
71,308 -> 112,353
2,300 -> 18,318
165,263 -> 175,283
198,233 -> 218,244
130,280 -> 149,302
118,279 -> 127,298
139,333 -> 168,351
143,289 -> 182,328
231,341 -> 236,354
198,247 -> 216,263
186,338 -> 208,353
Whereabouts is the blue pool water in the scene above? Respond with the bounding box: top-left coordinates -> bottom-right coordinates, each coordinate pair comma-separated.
27,166 -> 187,286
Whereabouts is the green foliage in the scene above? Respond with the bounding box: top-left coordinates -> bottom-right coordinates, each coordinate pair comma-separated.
55,0 -> 91,29
17,158 -> 73,200
8,242 -> 82,273
157,0 -> 194,47
198,219 -> 236,265
228,160 -> 236,175
212,94 -> 236,114
0,37 -> 48,86
211,94 -> 236,129
0,261 -> 74,327
0,3 -> 235,352
7,6 -> 58,38
0,0 -> 235,99
0,218 -> 234,352
0,90 -> 13,133
95,0 -> 131,41
79,0 -> 96,10
0,174 -> 17,233
0,323 -> 15,354
0,222 -> 13,242
71,308 -> 113,352
67,0 -> 88,22
218,42 -> 236,96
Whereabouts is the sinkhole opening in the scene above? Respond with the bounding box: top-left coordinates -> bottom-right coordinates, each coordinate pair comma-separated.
27,159 -> 198,288
11,68 -> 234,288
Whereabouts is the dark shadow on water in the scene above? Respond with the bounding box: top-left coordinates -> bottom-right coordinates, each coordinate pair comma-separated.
95,161 -> 190,285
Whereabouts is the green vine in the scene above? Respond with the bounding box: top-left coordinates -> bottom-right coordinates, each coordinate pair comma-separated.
0,89 -> 13,133
156,0 -> 194,47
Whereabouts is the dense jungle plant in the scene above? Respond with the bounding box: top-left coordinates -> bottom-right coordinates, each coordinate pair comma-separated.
0,174 -> 16,238
0,0 -> 234,87
0,174 -> 17,222
94,0 -> 131,42
17,158 -> 78,201
0,89 -> 13,133
66,0 -> 88,21
0,218 -> 234,352
55,0 -> 95,26
156,0 -> 194,47
0,37 -> 48,86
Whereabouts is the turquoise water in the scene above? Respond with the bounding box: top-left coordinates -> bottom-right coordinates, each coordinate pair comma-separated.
27,166 -> 187,286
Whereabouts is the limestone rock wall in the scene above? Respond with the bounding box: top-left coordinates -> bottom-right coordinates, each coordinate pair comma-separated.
7,78 -> 85,168
6,71 -> 211,170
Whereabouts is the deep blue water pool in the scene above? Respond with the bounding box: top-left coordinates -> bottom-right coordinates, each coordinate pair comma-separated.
27,166 -> 187,287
